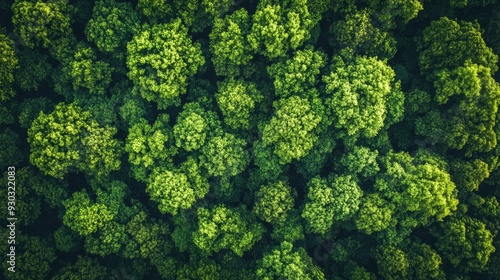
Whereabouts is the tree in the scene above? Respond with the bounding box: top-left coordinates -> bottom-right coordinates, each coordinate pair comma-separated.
417,17 -> 498,79
416,63 -> 500,156
28,103 -> 122,179
302,175 -> 363,234
54,225 -> 80,253
252,139 -> 287,183
329,175 -> 364,221
271,210 -> 305,243
431,215 -> 495,272
256,241 -> 325,280
1,235 -> 56,280
125,114 -> 177,182
375,245 -> 409,280
201,0 -> 235,19
173,103 -> 215,152
323,53 -> 404,139
209,9 -> 253,76
261,96 -> 323,164
63,189 -> 114,236
126,19 -> 205,108
355,193 -> 394,235
85,220 -> 127,256
216,78 -> 262,129
376,151 -> 459,228
147,163 -> 208,215
52,256 -> 108,280
136,0 -> 173,21
176,256 -> 220,280
301,177 -> 336,234
14,49 -> 51,91
362,0 -> 423,29
85,0 -> 139,56
66,45 -> 113,95
12,0 -> 74,48
200,132 -> 249,177
406,242 -> 445,279
267,48 -> 326,98
192,205 -> 264,256
248,0 -> 314,59
296,130 -> 336,180
450,159 -> 491,191
0,32 -> 18,101
254,181 -> 294,224
0,128 -> 25,170
329,10 -> 397,59
122,209 -> 172,260
339,145 -> 380,179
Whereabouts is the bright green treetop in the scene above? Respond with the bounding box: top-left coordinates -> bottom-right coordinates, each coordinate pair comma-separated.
0,32 -> 18,101
355,193 -> 394,235
254,181 -> 294,224
429,63 -> 499,156
262,96 -> 322,164
147,164 -> 208,215
28,103 -> 122,179
192,205 -> 264,256
209,9 -> 253,76
323,54 -> 404,138
376,151 -> 459,228
216,78 -> 262,129
173,104 -> 213,152
125,114 -> 177,182
200,132 -> 249,177
248,0 -> 314,59
256,241 -> 325,280
339,145 -> 380,178
302,175 -> 363,234
63,190 -> 114,236
267,48 -> 326,97
127,19 -> 205,108
301,177 -> 336,234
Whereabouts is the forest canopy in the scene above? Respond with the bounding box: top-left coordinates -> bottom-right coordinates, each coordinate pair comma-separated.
1,0 -> 500,279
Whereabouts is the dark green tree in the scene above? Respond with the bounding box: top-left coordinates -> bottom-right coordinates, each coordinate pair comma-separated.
85,0 -> 139,56
12,0 -> 74,48
329,10 -> 397,59
417,17 -> 498,79
431,215 -> 495,272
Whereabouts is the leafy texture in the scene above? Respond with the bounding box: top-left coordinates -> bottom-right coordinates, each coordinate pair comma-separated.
127,19 -> 205,108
